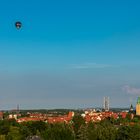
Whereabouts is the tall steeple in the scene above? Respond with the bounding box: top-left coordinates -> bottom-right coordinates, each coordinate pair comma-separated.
129,104 -> 134,112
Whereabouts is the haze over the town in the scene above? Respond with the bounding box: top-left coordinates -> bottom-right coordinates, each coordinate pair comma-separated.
0,0 -> 140,109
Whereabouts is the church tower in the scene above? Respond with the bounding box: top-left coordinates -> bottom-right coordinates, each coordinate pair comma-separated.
136,97 -> 140,115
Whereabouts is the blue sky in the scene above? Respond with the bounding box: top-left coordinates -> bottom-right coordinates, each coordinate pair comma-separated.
0,0 -> 140,109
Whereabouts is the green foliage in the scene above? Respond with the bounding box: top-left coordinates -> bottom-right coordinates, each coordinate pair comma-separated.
76,120 -> 118,140
0,135 -> 5,140
77,124 -> 88,140
41,123 -> 74,140
8,119 -> 19,127
92,120 -> 117,140
117,125 -> 131,140
6,126 -> 23,140
72,114 -> 85,138
132,115 -> 140,123
96,124 -> 117,140
86,122 -> 98,140
0,120 -> 10,135
33,121 -> 46,133
25,121 -> 38,135
116,124 -> 140,140
128,125 -> 140,140
19,125 -> 30,138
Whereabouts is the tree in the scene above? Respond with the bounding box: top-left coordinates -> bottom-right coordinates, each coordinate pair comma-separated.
95,123 -> 117,140
77,124 -> 88,140
0,120 -> 10,135
117,125 -> 131,140
72,114 -> 85,138
33,121 -> 46,133
129,124 -> 140,140
19,125 -> 30,139
5,126 -> 23,140
41,123 -> 74,140
25,121 -> 37,135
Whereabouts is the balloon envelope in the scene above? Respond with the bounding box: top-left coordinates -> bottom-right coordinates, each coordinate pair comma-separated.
15,21 -> 22,29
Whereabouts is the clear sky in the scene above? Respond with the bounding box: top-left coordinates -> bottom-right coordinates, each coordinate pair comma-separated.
0,0 -> 140,110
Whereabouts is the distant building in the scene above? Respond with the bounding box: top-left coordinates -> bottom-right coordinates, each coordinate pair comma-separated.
129,104 -> 134,113
103,97 -> 109,112
0,112 -> 3,120
136,97 -> 140,115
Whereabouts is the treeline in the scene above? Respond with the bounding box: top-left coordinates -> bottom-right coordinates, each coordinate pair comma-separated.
7,109 -> 79,116
0,114 -> 140,140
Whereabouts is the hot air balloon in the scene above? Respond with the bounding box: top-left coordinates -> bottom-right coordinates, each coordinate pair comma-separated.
15,21 -> 22,29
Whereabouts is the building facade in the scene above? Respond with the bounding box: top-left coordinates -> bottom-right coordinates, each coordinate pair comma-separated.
136,97 -> 140,115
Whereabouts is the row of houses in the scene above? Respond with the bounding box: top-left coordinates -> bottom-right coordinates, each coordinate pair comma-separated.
82,110 -> 130,123
16,111 -> 74,123
0,110 -> 131,124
